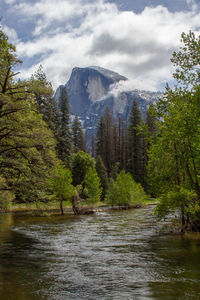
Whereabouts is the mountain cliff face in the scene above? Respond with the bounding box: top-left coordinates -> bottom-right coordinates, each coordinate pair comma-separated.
55,66 -> 162,144
54,66 -> 127,117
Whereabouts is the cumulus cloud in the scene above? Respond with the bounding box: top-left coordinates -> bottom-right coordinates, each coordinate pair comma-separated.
186,0 -> 199,10
4,0 -> 16,4
2,24 -> 18,44
5,0 -> 200,91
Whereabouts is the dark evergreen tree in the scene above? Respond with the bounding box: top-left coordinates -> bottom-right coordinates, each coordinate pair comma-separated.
72,115 -> 85,152
127,99 -> 144,184
145,104 -> 158,146
116,117 -> 127,171
95,108 -> 115,177
95,155 -> 108,200
110,162 -> 120,180
95,116 -> 105,159
56,87 -> 72,167
142,104 -> 158,191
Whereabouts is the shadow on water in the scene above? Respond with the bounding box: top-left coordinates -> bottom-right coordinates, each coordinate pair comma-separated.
0,208 -> 200,299
148,234 -> 200,300
0,213 -> 80,300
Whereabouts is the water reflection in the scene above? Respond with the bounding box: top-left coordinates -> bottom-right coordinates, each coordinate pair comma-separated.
0,208 -> 200,299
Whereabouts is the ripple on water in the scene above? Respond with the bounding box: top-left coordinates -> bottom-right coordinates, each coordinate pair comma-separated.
1,207 -> 200,300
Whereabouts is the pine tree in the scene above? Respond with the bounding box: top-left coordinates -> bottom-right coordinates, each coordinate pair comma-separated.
140,104 -> 158,191
146,104 -> 158,145
72,115 -> 85,152
95,116 -> 105,159
95,155 -> 108,200
127,99 -> 144,184
95,108 -> 115,176
30,66 -> 60,139
56,87 -> 72,167
115,117 -> 127,170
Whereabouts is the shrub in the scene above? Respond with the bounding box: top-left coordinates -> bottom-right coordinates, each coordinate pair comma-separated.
105,170 -> 146,207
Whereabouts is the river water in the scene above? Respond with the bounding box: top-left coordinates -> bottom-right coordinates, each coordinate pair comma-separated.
0,206 -> 200,300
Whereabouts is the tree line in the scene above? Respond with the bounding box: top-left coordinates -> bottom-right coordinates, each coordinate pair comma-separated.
94,101 -> 156,190
0,26 -> 146,214
94,31 -> 200,232
1,24 -> 200,232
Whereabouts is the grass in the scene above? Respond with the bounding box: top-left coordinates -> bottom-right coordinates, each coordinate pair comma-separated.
9,197 -> 158,215
142,198 -> 159,205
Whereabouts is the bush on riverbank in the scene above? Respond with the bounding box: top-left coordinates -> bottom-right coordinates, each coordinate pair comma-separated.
105,170 -> 147,208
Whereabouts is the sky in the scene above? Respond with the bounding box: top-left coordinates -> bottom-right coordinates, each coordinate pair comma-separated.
1,0 -> 200,91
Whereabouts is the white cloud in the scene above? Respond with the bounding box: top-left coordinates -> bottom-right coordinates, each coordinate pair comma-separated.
186,0 -> 198,10
7,0 -> 200,91
4,0 -> 16,4
2,25 -> 18,44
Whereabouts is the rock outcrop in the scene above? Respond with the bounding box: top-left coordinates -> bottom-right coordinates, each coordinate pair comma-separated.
55,66 -> 162,147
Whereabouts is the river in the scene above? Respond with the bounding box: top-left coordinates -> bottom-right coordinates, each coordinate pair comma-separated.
0,206 -> 200,300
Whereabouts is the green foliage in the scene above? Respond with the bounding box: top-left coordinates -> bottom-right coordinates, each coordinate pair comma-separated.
95,156 -> 108,200
155,188 -> 198,220
51,164 -> 75,214
56,87 -> 72,167
148,31 -> 200,229
72,115 -> 85,152
71,151 -> 95,186
29,65 -> 59,133
171,31 -> 200,88
51,165 -> 75,202
0,27 -> 58,204
95,108 -> 116,176
105,170 -> 146,207
0,175 -> 15,211
110,162 -> 120,180
127,99 -> 144,184
84,167 -> 102,206
0,27 -> 22,92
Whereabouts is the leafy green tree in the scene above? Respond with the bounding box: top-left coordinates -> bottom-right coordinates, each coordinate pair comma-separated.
72,115 -> 85,152
71,151 -> 95,186
0,26 -> 21,94
0,27 -> 57,205
0,175 -> 15,211
84,167 -> 102,206
51,165 -> 75,215
171,31 -> 200,88
106,170 -> 146,208
148,31 -> 200,231
29,65 -> 60,134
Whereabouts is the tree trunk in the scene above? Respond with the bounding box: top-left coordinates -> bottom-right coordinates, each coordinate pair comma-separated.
72,194 -> 81,215
60,199 -> 64,215
181,206 -> 185,234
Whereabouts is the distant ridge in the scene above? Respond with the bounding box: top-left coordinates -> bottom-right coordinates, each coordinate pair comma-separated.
55,66 -> 162,146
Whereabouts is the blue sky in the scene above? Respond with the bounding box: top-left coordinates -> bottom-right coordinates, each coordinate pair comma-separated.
1,0 -> 200,91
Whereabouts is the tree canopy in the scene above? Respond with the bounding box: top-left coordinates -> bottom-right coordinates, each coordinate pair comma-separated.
148,31 -> 200,231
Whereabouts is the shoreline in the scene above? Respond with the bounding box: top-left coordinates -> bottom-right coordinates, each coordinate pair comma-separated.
0,201 -> 158,216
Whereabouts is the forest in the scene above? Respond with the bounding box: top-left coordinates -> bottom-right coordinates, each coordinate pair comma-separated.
1,26 -> 200,233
